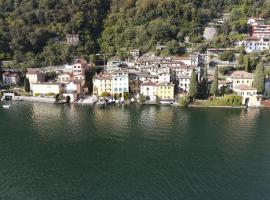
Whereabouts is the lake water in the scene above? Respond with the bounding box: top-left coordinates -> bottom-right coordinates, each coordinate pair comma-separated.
0,102 -> 270,200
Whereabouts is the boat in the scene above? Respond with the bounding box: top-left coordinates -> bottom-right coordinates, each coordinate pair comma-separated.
2,105 -> 11,108
160,100 -> 174,105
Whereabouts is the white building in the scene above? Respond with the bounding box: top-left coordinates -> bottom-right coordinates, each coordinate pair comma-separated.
158,72 -> 171,83
66,81 -> 82,94
178,75 -> 190,92
239,37 -> 270,53
130,49 -> 140,58
72,59 -> 88,75
111,70 -> 129,95
2,72 -> 20,85
247,18 -> 265,26
31,83 -> 62,95
140,81 -> 157,101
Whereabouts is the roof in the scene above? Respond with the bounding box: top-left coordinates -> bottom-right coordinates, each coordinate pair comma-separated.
74,59 -> 88,65
26,68 -> 42,74
32,82 -> 61,86
158,82 -> 174,87
93,74 -> 112,80
141,81 -> 157,86
230,71 -> 253,79
2,72 -> 19,77
234,84 -> 257,91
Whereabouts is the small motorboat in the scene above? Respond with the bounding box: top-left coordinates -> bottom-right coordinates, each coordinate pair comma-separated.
2,105 -> 11,109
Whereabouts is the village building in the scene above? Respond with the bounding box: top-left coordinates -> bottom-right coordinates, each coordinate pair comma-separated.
251,24 -> 270,39
129,73 -> 141,95
107,56 -> 122,71
239,37 -> 270,53
31,83 -> 63,96
72,59 -> 88,75
157,82 -> 175,100
178,75 -> 191,93
247,18 -> 265,26
2,72 -> 20,85
140,81 -> 157,101
66,34 -> 79,45
111,70 -> 129,95
26,68 -> 45,84
228,71 -> 254,89
93,74 -> 112,96
130,49 -> 140,58
234,84 -> 258,105
66,81 -> 82,94
57,72 -> 85,83
158,72 -> 171,83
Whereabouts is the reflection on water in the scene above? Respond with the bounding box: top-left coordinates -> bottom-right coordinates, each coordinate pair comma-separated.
1,102 -> 270,200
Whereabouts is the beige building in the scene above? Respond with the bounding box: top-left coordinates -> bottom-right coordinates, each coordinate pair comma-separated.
93,74 -> 112,96
229,71 -> 254,89
234,84 -> 257,105
157,82 -> 175,100
31,83 -> 62,95
26,68 -> 45,84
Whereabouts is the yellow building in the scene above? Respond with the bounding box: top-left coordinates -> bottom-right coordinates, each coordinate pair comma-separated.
157,82 -> 175,100
93,74 -> 112,96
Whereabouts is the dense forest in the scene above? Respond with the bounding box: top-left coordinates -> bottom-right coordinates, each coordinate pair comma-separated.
0,0 -> 270,67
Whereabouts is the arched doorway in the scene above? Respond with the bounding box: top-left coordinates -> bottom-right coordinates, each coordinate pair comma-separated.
66,95 -> 71,103
245,98 -> 250,106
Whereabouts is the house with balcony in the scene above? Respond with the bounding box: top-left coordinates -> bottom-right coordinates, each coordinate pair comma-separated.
2,72 -> 20,85
111,70 -> 129,95
93,73 -> 112,96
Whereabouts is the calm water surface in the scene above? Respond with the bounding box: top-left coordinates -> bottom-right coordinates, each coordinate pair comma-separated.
0,102 -> 270,200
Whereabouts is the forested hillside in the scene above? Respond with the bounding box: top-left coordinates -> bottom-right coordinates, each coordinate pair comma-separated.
0,0 -> 269,67
0,0 -> 110,67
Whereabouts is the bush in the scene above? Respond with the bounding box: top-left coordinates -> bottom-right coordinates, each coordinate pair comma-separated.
34,93 -> 41,97
101,92 -> 111,97
219,66 -> 233,75
224,95 -> 242,106
219,51 -> 235,62
123,92 -> 129,100
45,93 -> 55,97
179,96 -> 190,107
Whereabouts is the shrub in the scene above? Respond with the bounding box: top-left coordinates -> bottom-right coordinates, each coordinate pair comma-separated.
34,93 -> 41,97
179,96 -> 190,107
45,93 -> 55,97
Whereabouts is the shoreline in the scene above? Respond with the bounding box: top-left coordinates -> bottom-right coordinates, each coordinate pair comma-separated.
188,104 -> 247,109
1,96 -> 266,109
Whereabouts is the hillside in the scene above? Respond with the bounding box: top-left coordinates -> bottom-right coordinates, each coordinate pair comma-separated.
0,0 -> 269,67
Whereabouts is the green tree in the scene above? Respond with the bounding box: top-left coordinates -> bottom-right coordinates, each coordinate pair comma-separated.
244,55 -> 250,72
238,45 -> 245,65
189,70 -> 198,99
210,67 -> 219,96
24,77 -> 31,92
199,65 -> 208,99
253,62 -> 265,94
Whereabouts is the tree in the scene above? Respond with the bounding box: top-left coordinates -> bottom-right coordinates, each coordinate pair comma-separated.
244,55 -> 250,72
253,62 -> 265,94
199,65 -> 208,99
238,45 -> 245,65
219,51 -> 235,62
189,70 -> 198,99
210,67 -> 219,96
24,78 -> 30,93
